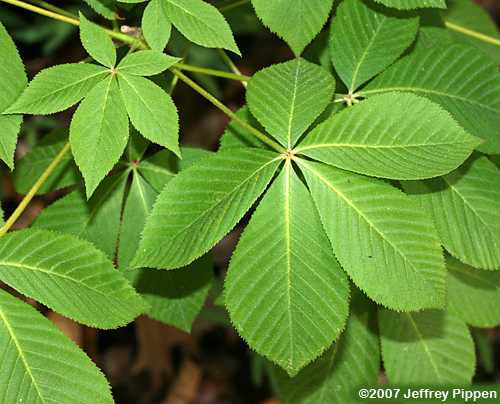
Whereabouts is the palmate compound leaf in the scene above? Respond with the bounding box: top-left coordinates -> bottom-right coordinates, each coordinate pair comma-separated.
0,289 -> 113,404
5,63 -> 109,115
70,75 -> 129,198
33,172 -> 128,259
132,148 -> 281,270
295,92 -> 480,180
374,0 -> 446,9
118,73 -> 180,156
79,12 -> 116,68
447,256 -> 500,328
251,0 -> 334,56
0,22 -> 27,169
403,157 -> 500,270
379,308 -> 475,385
360,44 -> 500,154
142,0 -> 172,51
271,292 -> 379,404
225,161 -> 350,376
297,159 -> 446,311
117,50 -> 180,76
120,172 -> 212,332
246,58 -> 335,148
0,228 -> 147,328
329,0 -> 418,93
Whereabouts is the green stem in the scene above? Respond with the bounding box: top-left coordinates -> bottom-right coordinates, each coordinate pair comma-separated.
218,49 -> 247,88
0,142 -> 71,237
219,0 -> 250,12
175,62 -> 250,82
28,0 -> 76,19
444,21 -> 500,47
171,68 -> 286,153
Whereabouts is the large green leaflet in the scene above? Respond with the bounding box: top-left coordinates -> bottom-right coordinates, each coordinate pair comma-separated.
116,50 -> 179,76
6,63 -> 109,115
379,309 -> 475,385
447,256 -> 500,328
251,0 -> 334,56
0,22 -> 26,169
246,58 -> 335,148
360,44 -> 500,154
403,157 -> 500,270
374,0 -> 446,9
296,93 -> 479,180
142,0 -> 172,51
79,12 -> 116,68
0,289 -> 113,404
271,293 -> 379,404
70,75 -> 129,198
298,160 -> 446,311
0,229 -> 146,328
225,162 -> 349,376
132,148 -> 281,270
329,0 -> 418,92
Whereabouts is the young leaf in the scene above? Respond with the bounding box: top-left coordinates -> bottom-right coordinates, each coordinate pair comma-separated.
0,289 -> 113,404
225,162 -> 349,376
0,22 -> 27,169
360,44 -> 500,154
162,0 -> 240,55
271,293 -> 379,404
403,157 -> 500,270
447,256 -> 500,328
246,58 -> 335,148
142,0 -> 172,51
0,229 -> 147,328
298,159 -> 446,311
70,75 -> 128,197
13,130 -> 81,194
374,0 -> 446,9
79,12 -> 116,68
118,73 -> 180,156
34,173 -> 128,259
251,0 -> 334,56
117,50 -> 180,76
379,309 -> 475,385
5,63 -> 109,114
329,0 -> 418,92
132,148 -> 281,270
295,93 -> 480,180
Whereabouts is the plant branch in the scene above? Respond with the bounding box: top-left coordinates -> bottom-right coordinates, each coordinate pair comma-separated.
171,68 -> 286,153
28,0 -> 76,19
218,49 -> 247,88
175,62 -> 250,82
0,142 -> 71,237
444,21 -> 500,47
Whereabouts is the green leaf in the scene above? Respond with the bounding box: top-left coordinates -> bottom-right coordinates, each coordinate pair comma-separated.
34,173 -> 128,259
132,148 -> 281,270
296,93 -> 480,180
360,44 -> 500,154
0,22 -> 27,169
70,75 -> 129,198
271,293 -> 379,404
379,309 -> 475,385
117,50 -> 180,76
0,202 -> 4,226
0,228 -> 146,328
447,256 -> 500,328
137,150 -> 176,192
5,63 -> 109,115
329,0 -> 418,92
225,162 -> 349,376
251,0 -> 334,56
82,0 -> 117,20
13,129 -> 81,195
403,157 -> 500,270
163,0 -> 240,55
142,0 -> 172,51
219,106 -> 268,151
246,58 -> 335,148
118,73 -> 180,156
298,159 -> 446,311
79,12 -> 116,68
373,0 -> 446,9
0,289 -> 113,404
443,0 -> 500,63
